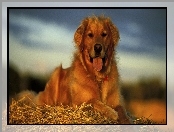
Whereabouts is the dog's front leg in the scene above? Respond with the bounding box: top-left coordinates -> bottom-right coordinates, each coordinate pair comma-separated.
88,99 -> 118,121
115,105 -> 132,124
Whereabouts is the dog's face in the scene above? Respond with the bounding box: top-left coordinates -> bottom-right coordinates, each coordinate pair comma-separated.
74,16 -> 120,72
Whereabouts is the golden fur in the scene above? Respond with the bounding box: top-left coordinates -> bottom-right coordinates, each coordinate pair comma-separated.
17,16 -> 130,124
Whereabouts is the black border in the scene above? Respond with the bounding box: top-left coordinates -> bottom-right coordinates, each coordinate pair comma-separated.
7,7 -> 167,125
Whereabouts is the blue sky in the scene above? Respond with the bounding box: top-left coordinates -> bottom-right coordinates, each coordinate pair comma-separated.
9,8 -> 166,82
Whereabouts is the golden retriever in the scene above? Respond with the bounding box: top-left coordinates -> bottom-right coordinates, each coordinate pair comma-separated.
17,16 -> 131,124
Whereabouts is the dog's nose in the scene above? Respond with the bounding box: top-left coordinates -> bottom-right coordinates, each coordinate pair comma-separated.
94,44 -> 102,53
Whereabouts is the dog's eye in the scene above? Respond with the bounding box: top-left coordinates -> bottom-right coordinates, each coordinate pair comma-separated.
101,32 -> 107,37
88,33 -> 94,38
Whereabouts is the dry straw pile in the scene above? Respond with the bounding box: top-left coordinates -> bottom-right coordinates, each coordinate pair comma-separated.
9,98 -> 155,124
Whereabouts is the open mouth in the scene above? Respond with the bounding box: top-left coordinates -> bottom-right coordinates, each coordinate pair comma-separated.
90,56 -> 106,72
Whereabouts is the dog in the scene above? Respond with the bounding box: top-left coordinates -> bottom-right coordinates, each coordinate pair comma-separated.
17,16 -> 131,124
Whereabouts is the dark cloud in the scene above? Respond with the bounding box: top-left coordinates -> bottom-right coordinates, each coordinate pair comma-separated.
9,8 -> 166,59
9,8 -> 166,30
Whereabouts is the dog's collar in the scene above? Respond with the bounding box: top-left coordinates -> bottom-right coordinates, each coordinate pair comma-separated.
103,75 -> 109,81
95,75 -> 109,82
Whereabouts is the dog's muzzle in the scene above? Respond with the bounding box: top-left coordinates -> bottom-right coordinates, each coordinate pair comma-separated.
89,44 -> 106,72
94,44 -> 102,57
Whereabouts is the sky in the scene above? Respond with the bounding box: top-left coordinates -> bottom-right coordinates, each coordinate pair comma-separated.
8,8 -> 166,83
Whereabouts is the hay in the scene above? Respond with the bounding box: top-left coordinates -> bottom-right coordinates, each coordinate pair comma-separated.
9,98 -> 155,124
132,116 -> 156,124
9,99 -> 117,124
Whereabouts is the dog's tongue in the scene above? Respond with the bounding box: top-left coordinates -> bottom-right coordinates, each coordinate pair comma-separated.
93,57 -> 103,71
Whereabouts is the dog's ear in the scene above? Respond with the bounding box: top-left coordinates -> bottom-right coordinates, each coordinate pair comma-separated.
108,20 -> 120,46
74,19 -> 88,50
74,25 -> 84,46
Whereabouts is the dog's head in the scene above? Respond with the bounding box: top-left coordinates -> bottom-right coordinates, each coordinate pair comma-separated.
74,16 -> 120,73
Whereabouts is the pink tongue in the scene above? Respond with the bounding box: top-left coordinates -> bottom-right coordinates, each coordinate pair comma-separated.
93,57 -> 103,71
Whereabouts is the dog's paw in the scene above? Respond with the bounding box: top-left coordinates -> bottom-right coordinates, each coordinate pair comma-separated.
105,108 -> 119,121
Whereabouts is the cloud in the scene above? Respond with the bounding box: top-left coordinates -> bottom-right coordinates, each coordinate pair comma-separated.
119,30 -> 166,60
9,14 -> 74,52
9,34 -> 73,75
120,33 -> 142,49
118,51 -> 166,82
126,22 -> 142,35
9,14 -> 77,75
